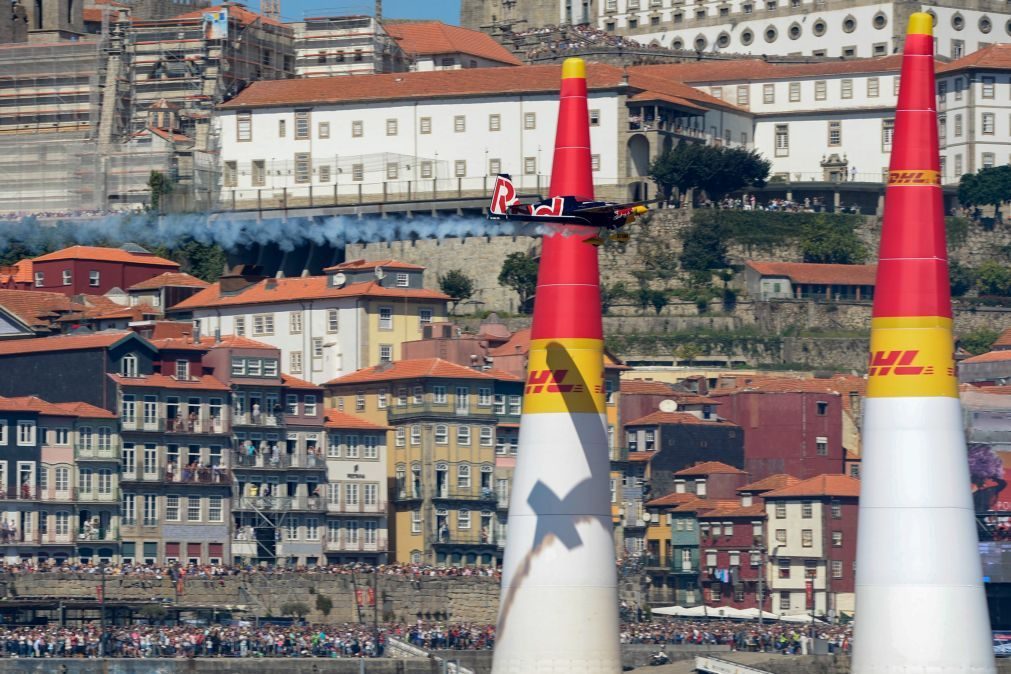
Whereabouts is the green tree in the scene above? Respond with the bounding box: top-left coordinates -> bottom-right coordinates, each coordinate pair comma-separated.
649,290 -> 669,315
147,171 -> 174,213
679,222 -> 729,272
949,261 -> 976,297
975,260 -> 1011,296
601,282 -> 629,315
649,143 -> 770,205
438,269 -> 476,314
280,601 -> 311,620
799,222 -> 867,264
139,604 -> 168,624
498,252 -> 538,313
315,593 -> 333,617
958,165 -> 1011,219
649,141 -> 708,204
958,329 -> 1000,356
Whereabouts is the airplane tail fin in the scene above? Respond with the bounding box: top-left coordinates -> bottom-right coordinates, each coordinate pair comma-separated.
489,174 -> 518,216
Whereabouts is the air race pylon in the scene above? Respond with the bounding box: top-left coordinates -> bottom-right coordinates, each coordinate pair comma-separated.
851,13 -> 995,674
491,58 -> 621,674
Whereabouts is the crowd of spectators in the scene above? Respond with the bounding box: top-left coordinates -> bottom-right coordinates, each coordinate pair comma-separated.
0,210 -> 125,221
512,23 -> 661,60
622,618 -> 852,655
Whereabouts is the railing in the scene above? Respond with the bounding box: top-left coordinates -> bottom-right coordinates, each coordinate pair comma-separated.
324,535 -> 388,553
432,530 -> 499,546
232,413 -> 279,427
37,532 -> 75,545
432,488 -> 497,503
77,526 -> 118,542
386,403 -> 497,421
77,445 -> 118,460
165,466 -> 231,485
164,417 -> 227,434
75,489 -> 118,503
326,500 -> 386,514
232,495 -> 325,512
232,451 -> 324,469
0,487 -> 39,501
38,487 -> 76,502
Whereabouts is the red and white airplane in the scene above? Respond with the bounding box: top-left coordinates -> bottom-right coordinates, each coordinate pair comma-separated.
487,174 -> 649,246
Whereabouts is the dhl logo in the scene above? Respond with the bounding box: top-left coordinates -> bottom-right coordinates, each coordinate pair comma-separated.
887,170 -> 940,186
525,369 -> 604,395
868,349 -> 934,377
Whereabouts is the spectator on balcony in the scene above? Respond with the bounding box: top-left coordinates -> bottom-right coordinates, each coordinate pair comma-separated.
269,445 -> 280,467
251,402 -> 262,423
188,411 -> 198,431
1,520 -> 9,544
167,460 -> 177,482
212,463 -> 224,483
20,481 -> 30,500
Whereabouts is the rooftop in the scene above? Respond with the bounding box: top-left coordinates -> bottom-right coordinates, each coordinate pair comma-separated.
0,331 -> 135,356
738,474 -> 801,493
384,21 -> 522,66
746,261 -> 877,286
645,492 -> 698,508
762,473 -> 860,499
165,3 -> 284,28
674,461 -> 746,477
487,327 -> 627,369
326,357 -> 521,385
0,396 -> 115,418
281,373 -> 322,390
324,409 -> 389,431
32,245 -> 179,268
961,350 -> 1011,365
324,258 -> 426,273
939,44 -> 1011,74
624,411 -> 733,427
992,327 -> 1011,350
638,55 -> 905,84
698,503 -> 767,519
0,289 -> 80,330
108,373 -> 230,391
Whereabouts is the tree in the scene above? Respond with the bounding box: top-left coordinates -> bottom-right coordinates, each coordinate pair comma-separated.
147,171 -> 174,213
315,593 -> 333,617
438,269 -> 476,314
600,282 -> 629,315
649,141 -> 708,204
498,252 -> 538,313
138,604 -> 168,624
679,221 -> 729,272
975,260 -> 1011,296
958,165 -> 1011,220
280,601 -> 310,620
649,290 -> 669,315
949,261 -> 975,297
649,143 -> 770,205
799,222 -> 866,264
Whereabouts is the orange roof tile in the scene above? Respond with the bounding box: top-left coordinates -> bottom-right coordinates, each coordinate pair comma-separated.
645,492 -> 697,507
975,385 -> 1011,395
153,334 -> 278,352
171,277 -> 448,311
166,4 -> 284,27
698,503 -> 766,519
129,274 -> 208,293
624,411 -> 735,427
0,396 -> 77,416
746,261 -> 877,287
147,127 -> 192,144
671,497 -> 717,513
327,357 -> 521,385
10,260 -> 33,284
711,376 -> 852,396
50,401 -> 117,418
32,246 -> 179,268
385,21 -> 522,65
220,62 -> 737,113
674,461 -> 746,476
738,474 -> 801,493
488,326 -> 625,369
282,373 -> 322,390
324,258 -> 426,273
762,474 -> 860,499
620,379 -> 676,395
627,451 -> 655,463
939,44 -> 1011,74
108,373 -> 230,391
628,90 -> 705,111
324,409 -> 389,430
0,331 -> 135,356
992,327 -> 1011,350
961,350 -> 1011,365
0,289 -> 81,329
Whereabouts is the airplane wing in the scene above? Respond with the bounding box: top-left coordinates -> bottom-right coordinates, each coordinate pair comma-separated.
571,199 -> 657,215
487,211 -> 592,225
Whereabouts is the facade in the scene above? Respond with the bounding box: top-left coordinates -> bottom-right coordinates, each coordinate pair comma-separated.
698,502 -> 767,610
126,272 -> 210,310
29,246 -> 180,297
216,62 -> 750,206
172,260 -> 450,385
762,474 -> 859,619
384,21 -> 522,71
744,261 -> 877,301
324,357 -> 522,565
291,15 -> 404,78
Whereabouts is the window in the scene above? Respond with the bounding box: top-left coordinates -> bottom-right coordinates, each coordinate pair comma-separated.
457,425 -> 471,446
982,76 -> 996,99
346,435 -> 360,459
815,81 -> 827,100
816,436 -> 828,455
524,157 -> 536,175
16,421 -> 35,446
434,386 -> 447,404
379,345 -> 393,362
589,109 -> 600,126
454,160 -> 467,177
278,119 -> 286,137
86,269 -> 101,288
122,493 -> 135,524
489,114 -> 501,131
802,529 -> 813,547
386,162 -> 399,179
982,112 -> 996,135
832,530 -> 843,547
737,85 -> 749,106
411,510 -> 422,534
318,121 -> 330,139
237,111 -> 252,141
289,351 -> 303,374
867,77 -> 880,98
454,115 -> 466,132
286,312 -> 303,335
386,118 -> 398,136
187,496 -> 201,522
983,152 -> 996,169
831,560 -> 843,579
306,517 -> 319,541
801,501 -> 814,518
295,152 -> 313,184
831,500 -> 842,518
252,313 -> 274,336
234,317 -> 245,336
435,425 -> 449,444
410,425 -> 421,445
524,112 -> 536,130
487,157 -> 502,176
419,117 -> 431,134
457,463 -> 471,488
951,40 -> 964,59
223,161 -> 237,187
355,391 -> 365,411
351,120 -> 363,137
34,272 -> 43,287
778,558 -> 791,579
763,84 -> 775,104
143,495 -> 157,526
397,388 -> 407,407
591,154 -> 600,172
509,395 -> 521,415
828,121 -> 841,146
840,78 -> 853,99
304,395 -> 317,416
789,82 -> 800,102
775,124 -> 789,157
458,509 -> 471,529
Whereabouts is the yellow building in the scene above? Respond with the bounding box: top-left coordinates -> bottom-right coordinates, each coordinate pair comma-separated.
324,357 -> 522,565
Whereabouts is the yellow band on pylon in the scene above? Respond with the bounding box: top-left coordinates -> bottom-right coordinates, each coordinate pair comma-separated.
907,12 -> 934,36
867,318 -> 956,398
561,58 -> 586,80
523,338 -> 605,414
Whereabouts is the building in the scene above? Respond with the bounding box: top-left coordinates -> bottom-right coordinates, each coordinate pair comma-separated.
171,260 -> 450,385
384,21 -> 522,71
464,0 -> 1011,61
216,62 -> 750,206
291,15 -> 404,78
28,245 -> 180,297
762,474 -> 859,620
126,272 -> 210,310
0,290 -> 81,338
697,500 -> 767,610
642,490 -> 696,603
744,261 -> 877,302
324,357 -> 522,565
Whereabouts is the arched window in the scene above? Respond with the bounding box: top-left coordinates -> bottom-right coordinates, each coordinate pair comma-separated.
457,464 -> 471,489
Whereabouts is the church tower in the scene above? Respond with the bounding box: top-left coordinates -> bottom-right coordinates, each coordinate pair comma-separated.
27,0 -> 84,41
460,0 -> 596,34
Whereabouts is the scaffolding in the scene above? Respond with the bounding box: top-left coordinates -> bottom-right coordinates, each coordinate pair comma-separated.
291,15 -> 405,77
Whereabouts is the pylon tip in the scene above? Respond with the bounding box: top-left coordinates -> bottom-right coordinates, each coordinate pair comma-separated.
907,12 -> 933,36
561,58 -> 586,80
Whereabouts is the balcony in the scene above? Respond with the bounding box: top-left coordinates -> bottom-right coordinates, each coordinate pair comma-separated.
326,500 -> 386,515
164,416 -> 228,435
232,412 -> 279,427
120,467 -> 165,483
165,466 -> 231,485
432,530 -> 499,546
433,487 -> 498,503
76,489 -> 118,503
324,535 -> 387,553
386,402 -> 497,421
77,445 -> 119,460
0,487 -> 39,501
232,451 -> 325,470
38,531 -> 75,545
77,526 -> 118,542
232,495 -> 325,512
38,487 -> 76,502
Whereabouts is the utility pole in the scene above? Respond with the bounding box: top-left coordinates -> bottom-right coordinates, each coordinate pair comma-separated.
99,561 -> 107,655
757,546 -> 765,626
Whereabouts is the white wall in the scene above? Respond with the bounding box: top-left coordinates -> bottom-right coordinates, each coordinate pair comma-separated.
937,70 -> 1011,182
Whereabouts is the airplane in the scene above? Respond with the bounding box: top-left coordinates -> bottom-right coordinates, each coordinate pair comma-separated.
487,174 -> 649,246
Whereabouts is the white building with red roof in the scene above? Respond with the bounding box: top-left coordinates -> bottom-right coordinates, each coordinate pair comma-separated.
384,21 -> 523,71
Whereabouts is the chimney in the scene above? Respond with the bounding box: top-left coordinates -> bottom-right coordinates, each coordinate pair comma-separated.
375,0 -> 381,22
192,320 -> 201,344
214,327 -> 221,344
220,265 -> 265,295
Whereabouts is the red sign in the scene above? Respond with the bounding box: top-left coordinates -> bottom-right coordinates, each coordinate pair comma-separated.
96,586 -> 103,602
805,579 -> 814,610
355,589 -> 363,606
367,587 -> 375,606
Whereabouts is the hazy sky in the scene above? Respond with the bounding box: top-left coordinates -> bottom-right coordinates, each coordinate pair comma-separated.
284,0 -> 461,24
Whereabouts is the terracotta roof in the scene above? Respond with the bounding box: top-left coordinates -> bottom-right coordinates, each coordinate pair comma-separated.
0,289 -> 80,329
487,326 -> 626,369
674,498 -> 738,514
282,373 -> 322,390
83,8 -> 107,21
762,474 -> 860,499
624,411 -> 734,427
0,260 -> 34,285
152,334 -> 276,352
0,331 -> 134,356
327,358 -> 520,385
637,55 -> 904,84
674,461 -> 746,476
50,401 -> 117,418
698,503 -> 767,519
993,327 -> 1011,350
939,44 -> 1011,74
0,396 -> 75,416
627,90 -> 705,111
146,127 -> 193,144
171,277 -> 449,311
32,246 -> 179,268
324,258 -> 426,273
108,373 -> 230,391
746,261 -> 877,286
167,4 -> 284,27
711,376 -> 852,396
961,350 -> 1011,365
220,62 -> 738,112
645,492 -> 697,507
974,385 -> 1011,395
324,409 -> 389,430
385,21 -> 522,65
620,379 -> 675,395
627,451 -> 655,463
738,474 -> 801,493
